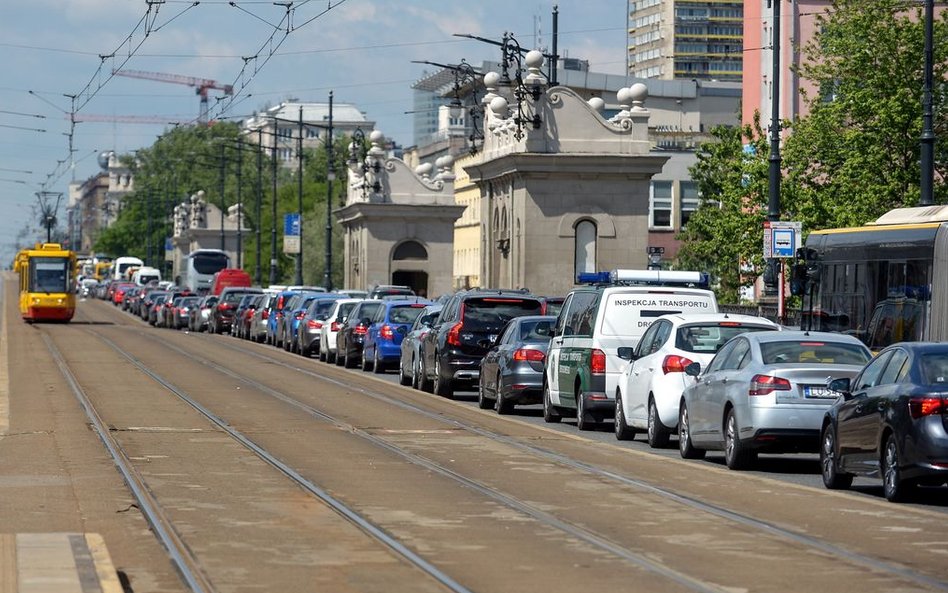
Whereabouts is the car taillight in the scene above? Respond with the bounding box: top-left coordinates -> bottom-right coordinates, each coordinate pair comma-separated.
354,325 -> 368,335
662,355 -> 693,374
446,322 -> 463,346
219,303 -> 231,311
909,396 -> 946,419
295,311 -> 306,320
307,319 -> 324,330
331,321 -> 341,332
380,325 -> 394,340
591,349 -> 606,375
749,375 -> 792,396
513,349 -> 545,362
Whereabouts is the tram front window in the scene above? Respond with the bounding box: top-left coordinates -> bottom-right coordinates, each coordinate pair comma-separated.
31,258 -> 69,293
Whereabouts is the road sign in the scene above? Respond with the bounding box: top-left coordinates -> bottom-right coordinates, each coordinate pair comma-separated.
763,221 -> 802,259
283,213 -> 300,254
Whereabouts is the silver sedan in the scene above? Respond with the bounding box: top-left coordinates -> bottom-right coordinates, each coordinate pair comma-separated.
678,330 -> 871,470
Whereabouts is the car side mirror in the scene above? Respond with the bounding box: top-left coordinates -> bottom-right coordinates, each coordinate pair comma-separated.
684,362 -> 701,377
617,347 -> 635,361
827,377 -> 852,398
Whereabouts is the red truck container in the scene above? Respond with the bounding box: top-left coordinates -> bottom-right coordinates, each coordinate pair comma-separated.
210,268 -> 252,295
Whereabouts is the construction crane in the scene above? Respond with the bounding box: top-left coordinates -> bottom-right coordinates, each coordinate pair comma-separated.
70,114 -> 190,125
111,69 -> 234,125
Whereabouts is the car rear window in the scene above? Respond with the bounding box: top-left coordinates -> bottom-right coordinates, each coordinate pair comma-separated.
676,323 -> 774,354
921,353 -> 948,384
462,298 -> 543,331
310,300 -> 338,319
389,305 -> 426,324
759,341 -> 871,366
519,318 -> 554,342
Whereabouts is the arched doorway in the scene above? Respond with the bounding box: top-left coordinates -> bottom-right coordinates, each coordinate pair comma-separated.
391,240 -> 429,297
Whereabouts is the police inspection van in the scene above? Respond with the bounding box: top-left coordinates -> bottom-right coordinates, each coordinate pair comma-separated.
543,269 -> 718,430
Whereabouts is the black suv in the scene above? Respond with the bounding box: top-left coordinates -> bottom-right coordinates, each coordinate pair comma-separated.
209,287 -> 263,334
420,289 -> 544,397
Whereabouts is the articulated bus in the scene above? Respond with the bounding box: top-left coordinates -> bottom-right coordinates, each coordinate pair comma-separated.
803,205 -> 948,351
13,243 -> 77,323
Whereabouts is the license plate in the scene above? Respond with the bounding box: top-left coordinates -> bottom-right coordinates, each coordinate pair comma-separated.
804,385 -> 835,399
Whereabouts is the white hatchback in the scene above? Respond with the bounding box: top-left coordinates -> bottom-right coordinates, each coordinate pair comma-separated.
318,299 -> 362,363
614,313 -> 780,447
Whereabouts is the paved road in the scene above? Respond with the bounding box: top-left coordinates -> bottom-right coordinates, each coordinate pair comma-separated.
4,288 -> 948,593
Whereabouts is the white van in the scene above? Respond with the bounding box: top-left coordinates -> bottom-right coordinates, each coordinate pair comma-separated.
131,266 -> 162,286
543,270 -> 718,430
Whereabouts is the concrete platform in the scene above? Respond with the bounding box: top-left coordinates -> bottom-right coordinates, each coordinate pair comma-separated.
0,533 -> 123,593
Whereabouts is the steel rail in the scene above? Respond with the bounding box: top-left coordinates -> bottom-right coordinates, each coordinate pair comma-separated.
79,328 -> 475,593
180,327 -> 948,593
40,333 -> 216,593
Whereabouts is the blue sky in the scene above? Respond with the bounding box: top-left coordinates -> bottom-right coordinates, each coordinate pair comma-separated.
0,0 -> 628,263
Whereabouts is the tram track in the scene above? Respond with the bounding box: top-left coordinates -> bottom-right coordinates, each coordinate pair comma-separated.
76,302 -> 948,593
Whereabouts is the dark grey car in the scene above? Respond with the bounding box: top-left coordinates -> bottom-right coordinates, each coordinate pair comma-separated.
477,316 -> 556,413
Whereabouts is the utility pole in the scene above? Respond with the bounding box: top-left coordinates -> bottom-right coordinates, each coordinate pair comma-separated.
236,137 -> 243,269
145,187 -> 152,267
296,105 -> 304,285
256,129 -> 263,285
920,0 -> 935,206
324,91 -> 334,291
766,0 -> 783,320
270,119 -> 278,286
219,143 -> 226,251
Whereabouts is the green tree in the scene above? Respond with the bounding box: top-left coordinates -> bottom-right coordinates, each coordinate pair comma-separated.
782,0 -> 948,228
676,118 -> 771,303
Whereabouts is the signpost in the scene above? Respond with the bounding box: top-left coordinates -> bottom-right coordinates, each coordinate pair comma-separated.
763,221 -> 803,323
283,213 -> 300,255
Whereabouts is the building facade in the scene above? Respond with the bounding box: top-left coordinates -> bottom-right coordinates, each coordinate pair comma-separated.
628,0 -> 743,81
242,101 -> 374,168
68,151 -> 134,253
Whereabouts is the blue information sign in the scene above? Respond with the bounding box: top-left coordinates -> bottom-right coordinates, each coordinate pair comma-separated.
284,213 -> 300,236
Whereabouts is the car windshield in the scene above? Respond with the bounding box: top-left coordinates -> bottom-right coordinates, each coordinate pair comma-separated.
920,353 -> 948,384
388,305 -> 426,325
759,340 -> 870,365
676,324 -> 774,354
463,297 -> 543,331
193,253 -> 228,274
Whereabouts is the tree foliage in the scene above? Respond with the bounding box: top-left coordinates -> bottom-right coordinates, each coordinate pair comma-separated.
95,122 -> 355,288
677,0 -> 948,302
676,118 -> 770,303
782,0 -> 948,227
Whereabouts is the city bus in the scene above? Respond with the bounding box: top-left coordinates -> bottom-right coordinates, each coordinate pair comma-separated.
179,249 -> 230,294
802,205 -> 948,351
13,243 -> 77,322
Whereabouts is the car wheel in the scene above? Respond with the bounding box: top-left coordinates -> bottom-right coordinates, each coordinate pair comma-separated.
372,347 -> 384,374
477,377 -> 494,409
820,423 -> 853,490
614,390 -> 636,441
411,355 -> 421,390
433,355 -> 453,398
646,398 -> 671,448
576,389 -> 596,431
543,383 -> 562,423
882,434 -> 913,502
319,346 -> 327,362
724,408 -> 755,470
678,403 -> 705,460
495,373 -> 514,415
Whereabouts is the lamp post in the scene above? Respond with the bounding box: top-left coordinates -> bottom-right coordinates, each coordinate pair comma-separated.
295,105 -> 304,285
270,118 -> 278,286
324,91 -> 335,291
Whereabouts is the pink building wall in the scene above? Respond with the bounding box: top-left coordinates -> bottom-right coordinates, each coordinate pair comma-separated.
742,0 -> 831,132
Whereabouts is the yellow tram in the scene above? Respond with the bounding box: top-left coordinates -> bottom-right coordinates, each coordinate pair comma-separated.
13,243 -> 77,322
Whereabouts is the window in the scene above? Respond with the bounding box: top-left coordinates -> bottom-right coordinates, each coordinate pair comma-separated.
853,351 -> 893,391
680,181 -> 700,228
563,291 -> 598,337
720,339 -> 750,370
878,349 -> 909,385
574,220 -> 597,279
650,181 -> 673,228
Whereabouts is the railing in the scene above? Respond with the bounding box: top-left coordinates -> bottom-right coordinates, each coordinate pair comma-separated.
719,304 -> 801,329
